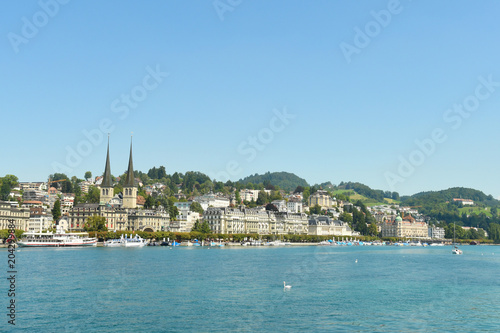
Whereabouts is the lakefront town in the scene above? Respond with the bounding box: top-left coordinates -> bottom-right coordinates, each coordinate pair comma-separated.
1,139 -> 499,247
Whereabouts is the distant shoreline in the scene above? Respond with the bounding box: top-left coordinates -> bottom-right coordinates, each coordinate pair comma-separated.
1,242 -> 498,248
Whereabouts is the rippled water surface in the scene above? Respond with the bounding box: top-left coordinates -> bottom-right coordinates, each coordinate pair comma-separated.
2,245 -> 499,332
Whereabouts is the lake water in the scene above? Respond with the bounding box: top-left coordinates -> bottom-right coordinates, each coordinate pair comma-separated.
2,245 -> 499,332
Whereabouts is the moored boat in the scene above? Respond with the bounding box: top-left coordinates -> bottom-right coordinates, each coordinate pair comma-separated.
18,227 -> 97,247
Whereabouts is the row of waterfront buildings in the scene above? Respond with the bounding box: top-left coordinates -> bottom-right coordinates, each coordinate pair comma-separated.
2,137 -> 454,239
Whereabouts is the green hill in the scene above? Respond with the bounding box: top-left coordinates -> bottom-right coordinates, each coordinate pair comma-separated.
402,187 -> 498,207
336,181 -> 400,203
332,189 -> 398,206
238,172 -> 309,192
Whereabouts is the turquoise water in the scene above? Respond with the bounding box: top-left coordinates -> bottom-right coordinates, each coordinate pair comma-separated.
2,245 -> 499,332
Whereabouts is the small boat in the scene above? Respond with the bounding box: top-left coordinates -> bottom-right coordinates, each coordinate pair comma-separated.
452,222 -> 463,255
452,246 -> 463,255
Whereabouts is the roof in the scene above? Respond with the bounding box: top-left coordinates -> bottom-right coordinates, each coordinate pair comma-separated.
101,137 -> 113,188
137,195 -> 146,205
124,138 -> 135,187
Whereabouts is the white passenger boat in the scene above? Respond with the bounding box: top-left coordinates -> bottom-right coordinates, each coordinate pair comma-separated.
18,227 -> 97,247
124,234 -> 147,247
103,234 -> 147,247
104,238 -> 124,247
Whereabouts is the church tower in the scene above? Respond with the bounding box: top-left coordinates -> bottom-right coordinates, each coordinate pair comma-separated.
122,137 -> 137,209
100,136 -> 114,205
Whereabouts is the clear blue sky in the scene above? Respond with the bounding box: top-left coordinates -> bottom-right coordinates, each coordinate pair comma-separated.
2,0 -> 500,197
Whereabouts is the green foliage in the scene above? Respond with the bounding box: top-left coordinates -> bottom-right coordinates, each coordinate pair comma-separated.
238,171 -> 309,192
235,191 -> 242,204
85,186 -> 100,203
309,204 -> 322,215
147,166 -> 167,180
0,174 -> 18,200
339,182 -> 386,202
256,190 -> 268,205
49,173 -> 73,193
489,223 -> 500,242
144,195 -> 155,209
85,215 -> 108,232
302,188 -> 310,203
114,184 -> 123,196
190,202 -> 204,214
339,212 -> 353,223
52,199 -> 61,221
368,223 -> 378,236
191,220 -> 211,233
84,171 -> 92,180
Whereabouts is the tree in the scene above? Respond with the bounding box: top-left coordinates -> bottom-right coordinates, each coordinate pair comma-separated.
489,223 -> 500,242
168,197 -> 179,220
235,191 -> 242,205
491,207 -> 498,219
302,188 -> 310,204
172,172 -> 182,184
309,204 -> 322,215
49,173 -> 73,193
84,171 -> 92,180
265,203 -> 278,211
368,223 -> 378,236
190,202 -> 204,214
144,195 -> 155,209
114,184 -> 123,196
192,220 -> 211,234
52,200 -> 61,221
200,221 -> 211,233
294,186 -> 305,194
0,174 -> 18,200
85,186 -> 100,203
85,215 -> 108,232
256,190 -> 268,206
339,212 -> 352,223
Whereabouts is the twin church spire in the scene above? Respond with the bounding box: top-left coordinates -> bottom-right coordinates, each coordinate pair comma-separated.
100,135 -> 137,209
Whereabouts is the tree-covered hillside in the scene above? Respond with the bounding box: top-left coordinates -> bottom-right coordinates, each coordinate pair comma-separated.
402,187 -> 498,207
238,172 -> 309,192
337,181 -> 400,202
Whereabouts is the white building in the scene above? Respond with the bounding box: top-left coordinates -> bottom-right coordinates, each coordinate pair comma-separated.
308,216 -> 357,236
428,225 -> 445,239
194,194 -> 229,211
28,214 -> 52,233
271,200 -> 287,212
170,211 -> 201,233
0,200 -> 30,231
308,190 -> 334,209
287,199 -> 303,213
61,194 -> 75,216
239,189 -> 271,202
203,207 -> 308,235
174,201 -> 192,212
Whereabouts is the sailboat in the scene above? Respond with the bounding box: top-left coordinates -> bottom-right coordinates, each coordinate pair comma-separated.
452,222 -> 463,255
